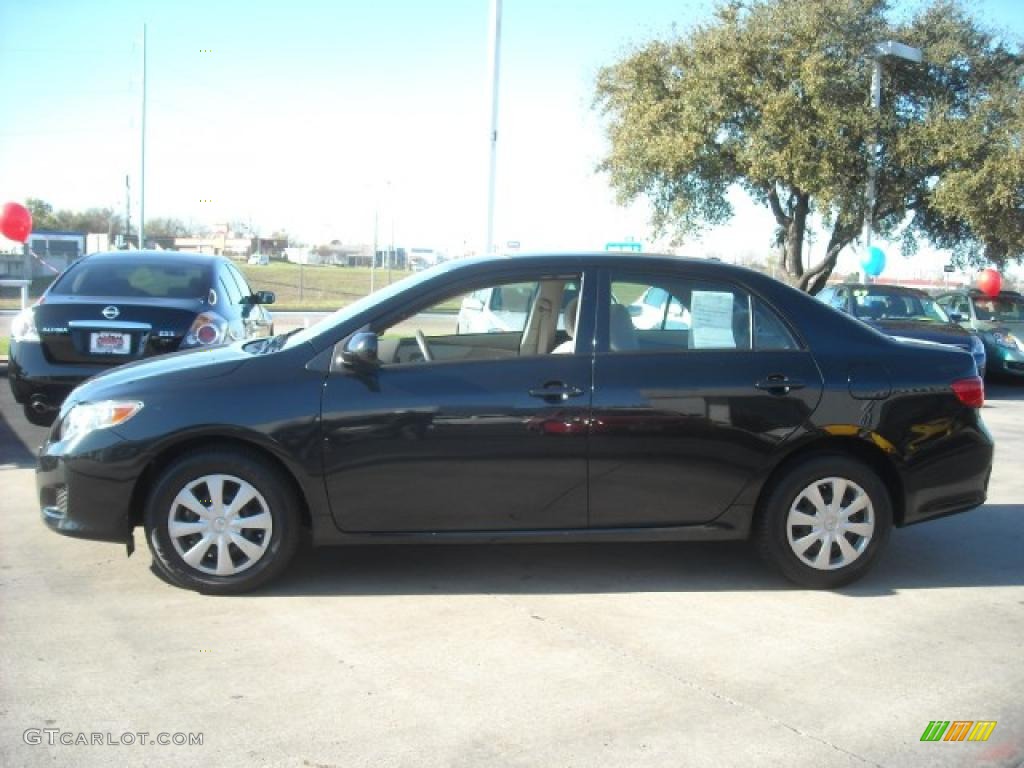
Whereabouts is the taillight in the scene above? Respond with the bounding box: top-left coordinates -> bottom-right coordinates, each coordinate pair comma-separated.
951,376 -> 984,408
182,312 -> 229,348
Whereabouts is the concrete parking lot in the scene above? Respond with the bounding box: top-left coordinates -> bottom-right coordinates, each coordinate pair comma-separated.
0,366 -> 1021,768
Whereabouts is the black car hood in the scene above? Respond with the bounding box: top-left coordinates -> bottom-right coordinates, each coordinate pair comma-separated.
65,343 -> 249,406
867,319 -> 972,345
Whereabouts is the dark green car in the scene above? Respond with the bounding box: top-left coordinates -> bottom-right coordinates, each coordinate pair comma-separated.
936,289 -> 1024,379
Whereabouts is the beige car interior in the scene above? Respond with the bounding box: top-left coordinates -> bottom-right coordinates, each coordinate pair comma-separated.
519,279 -> 575,356
552,296 -> 579,354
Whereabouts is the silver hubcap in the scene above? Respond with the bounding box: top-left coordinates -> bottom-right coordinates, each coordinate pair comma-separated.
786,477 -> 875,571
167,474 -> 273,576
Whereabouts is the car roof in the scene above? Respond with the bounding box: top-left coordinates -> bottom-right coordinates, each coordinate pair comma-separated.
431,252 -> 771,282
943,287 -> 1022,296
79,250 -> 227,267
840,283 -> 929,297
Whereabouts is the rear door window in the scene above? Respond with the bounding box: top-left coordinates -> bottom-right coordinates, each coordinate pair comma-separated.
217,267 -> 243,307
226,264 -> 254,301
608,276 -> 751,351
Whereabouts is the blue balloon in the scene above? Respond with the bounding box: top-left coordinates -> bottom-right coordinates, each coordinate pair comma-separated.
860,246 -> 886,277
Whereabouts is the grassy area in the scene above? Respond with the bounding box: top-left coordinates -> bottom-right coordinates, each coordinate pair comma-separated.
0,336 -> 8,358
239,263 -> 416,311
0,264 -> 416,312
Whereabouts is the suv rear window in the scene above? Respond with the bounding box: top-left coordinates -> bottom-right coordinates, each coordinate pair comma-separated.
51,261 -> 211,299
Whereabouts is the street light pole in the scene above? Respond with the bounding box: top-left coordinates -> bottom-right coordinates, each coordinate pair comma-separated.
139,23 -> 147,250
485,0 -> 502,256
862,40 -> 922,283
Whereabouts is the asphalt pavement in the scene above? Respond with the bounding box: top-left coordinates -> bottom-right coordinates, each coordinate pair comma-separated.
0,366 -> 1021,767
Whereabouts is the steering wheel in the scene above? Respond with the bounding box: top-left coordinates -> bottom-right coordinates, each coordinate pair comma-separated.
414,329 -> 434,362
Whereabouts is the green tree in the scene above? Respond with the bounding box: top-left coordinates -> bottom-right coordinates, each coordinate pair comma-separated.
25,198 -> 58,231
144,217 -> 191,238
61,208 -> 123,235
23,200 -> 123,235
594,0 -> 1024,292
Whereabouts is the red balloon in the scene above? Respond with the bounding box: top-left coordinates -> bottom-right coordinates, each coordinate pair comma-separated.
978,268 -> 1002,298
0,202 -> 33,243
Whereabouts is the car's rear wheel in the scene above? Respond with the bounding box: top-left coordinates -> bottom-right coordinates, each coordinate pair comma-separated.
144,448 -> 301,594
754,455 -> 892,589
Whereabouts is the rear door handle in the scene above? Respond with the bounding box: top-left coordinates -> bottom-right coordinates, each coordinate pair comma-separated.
755,374 -> 805,395
529,382 -> 584,402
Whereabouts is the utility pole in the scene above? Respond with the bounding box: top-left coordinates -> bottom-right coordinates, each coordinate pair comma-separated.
862,41 -> 922,282
485,0 -> 502,256
139,23 -> 147,250
371,207 -> 378,294
125,175 -> 132,248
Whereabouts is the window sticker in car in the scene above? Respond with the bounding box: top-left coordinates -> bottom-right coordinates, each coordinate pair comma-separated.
691,290 -> 736,348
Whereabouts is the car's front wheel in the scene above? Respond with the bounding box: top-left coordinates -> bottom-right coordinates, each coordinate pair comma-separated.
754,455 -> 892,589
144,448 -> 301,594
23,402 -> 56,427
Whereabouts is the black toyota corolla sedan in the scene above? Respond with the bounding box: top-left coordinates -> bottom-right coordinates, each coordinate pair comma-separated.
36,254 -> 993,593
8,250 -> 275,426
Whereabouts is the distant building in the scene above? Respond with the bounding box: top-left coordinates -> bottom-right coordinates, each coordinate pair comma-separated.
169,226 -> 287,259
0,230 -> 86,279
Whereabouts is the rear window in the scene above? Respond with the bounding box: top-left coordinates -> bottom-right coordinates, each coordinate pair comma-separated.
51,261 -> 211,299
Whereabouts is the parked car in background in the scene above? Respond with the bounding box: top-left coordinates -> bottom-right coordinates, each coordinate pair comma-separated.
818,284 -> 986,375
935,289 -> 1024,379
8,250 -> 276,426
36,254 -> 991,594
626,285 -> 691,330
457,281 -> 578,334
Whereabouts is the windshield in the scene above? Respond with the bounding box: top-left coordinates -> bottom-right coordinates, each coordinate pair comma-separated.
972,295 -> 1024,322
283,261 -> 454,349
50,260 -> 211,299
851,289 -> 949,323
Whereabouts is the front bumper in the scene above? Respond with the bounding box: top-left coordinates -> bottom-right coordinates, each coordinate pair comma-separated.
983,341 -> 1024,377
37,427 -> 141,544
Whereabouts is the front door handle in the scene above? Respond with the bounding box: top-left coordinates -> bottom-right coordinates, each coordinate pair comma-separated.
529,381 -> 584,402
755,374 -> 805,395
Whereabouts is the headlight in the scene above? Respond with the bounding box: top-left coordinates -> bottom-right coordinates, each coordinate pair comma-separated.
10,307 -> 39,342
992,331 -> 1023,351
61,400 -> 143,443
182,312 -> 229,347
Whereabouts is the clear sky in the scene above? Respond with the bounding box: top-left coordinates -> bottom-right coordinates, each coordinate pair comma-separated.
1,0 -> 1021,276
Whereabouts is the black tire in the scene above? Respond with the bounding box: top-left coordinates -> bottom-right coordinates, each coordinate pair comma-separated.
753,454 -> 892,589
23,403 -> 56,428
144,448 -> 301,594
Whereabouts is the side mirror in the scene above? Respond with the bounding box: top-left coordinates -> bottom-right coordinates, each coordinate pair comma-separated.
341,332 -> 379,368
254,290 -> 276,305
948,312 -> 963,323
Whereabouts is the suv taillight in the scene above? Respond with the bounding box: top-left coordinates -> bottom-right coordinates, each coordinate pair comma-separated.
951,376 -> 984,408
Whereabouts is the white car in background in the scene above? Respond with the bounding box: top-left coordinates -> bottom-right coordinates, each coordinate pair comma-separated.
628,286 -> 691,329
457,282 -> 578,334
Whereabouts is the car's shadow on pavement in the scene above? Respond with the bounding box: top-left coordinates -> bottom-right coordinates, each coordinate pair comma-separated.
258,503 -> 1024,598
0,364 -> 49,467
0,409 -> 37,468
